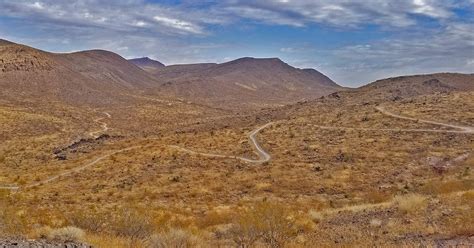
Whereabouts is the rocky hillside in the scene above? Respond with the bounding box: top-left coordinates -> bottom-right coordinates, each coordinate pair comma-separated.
151,57 -> 342,109
0,39 -> 159,106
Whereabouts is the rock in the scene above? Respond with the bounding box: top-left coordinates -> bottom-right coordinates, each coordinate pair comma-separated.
0,239 -> 91,248
169,175 -> 181,182
55,153 -> 67,160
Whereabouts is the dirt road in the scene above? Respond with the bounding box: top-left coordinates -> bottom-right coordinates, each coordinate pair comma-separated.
170,122 -> 273,163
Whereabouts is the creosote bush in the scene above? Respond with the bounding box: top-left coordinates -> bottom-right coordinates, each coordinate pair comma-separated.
111,208 -> 154,240
68,210 -> 108,233
230,201 -> 298,247
48,226 -> 85,242
31,226 -> 85,243
147,228 -> 199,248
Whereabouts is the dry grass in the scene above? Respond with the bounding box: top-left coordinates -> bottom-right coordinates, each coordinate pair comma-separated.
307,210 -> 324,223
230,201 -> 298,247
29,226 -> 85,243
0,199 -> 29,237
1,90 -> 473,246
84,233 -> 144,248
110,208 -> 155,240
147,229 -> 200,248
47,226 -> 85,242
422,179 -> 473,195
393,194 -> 428,213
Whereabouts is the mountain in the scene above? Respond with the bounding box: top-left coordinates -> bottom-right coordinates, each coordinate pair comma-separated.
128,57 -> 165,73
151,57 -> 342,109
337,73 -> 474,104
0,40 -> 341,110
0,39 -> 159,105
152,63 -> 217,81
269,72 -> 474,119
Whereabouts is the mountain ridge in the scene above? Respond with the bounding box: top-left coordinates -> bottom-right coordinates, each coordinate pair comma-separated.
128,57 -> 165,73
147,56 -> 342,109
0,39 -> 160,105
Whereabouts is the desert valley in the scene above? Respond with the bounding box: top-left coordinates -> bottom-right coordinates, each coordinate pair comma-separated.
0,37 -> 472,247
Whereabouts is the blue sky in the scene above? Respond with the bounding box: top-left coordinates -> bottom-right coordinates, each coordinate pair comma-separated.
0,0 -> 473,86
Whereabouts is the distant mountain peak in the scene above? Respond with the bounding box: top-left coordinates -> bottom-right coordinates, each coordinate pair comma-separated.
133,56 -> 152,61
219,57 -> 291,70
229,57 -> 284,64
236,57 -> 281,61
128,57 -> 165,72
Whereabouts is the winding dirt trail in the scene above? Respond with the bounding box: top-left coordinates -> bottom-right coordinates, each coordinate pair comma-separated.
89,112 -> 111,138
3,105 -> 470,191
0,146 -> 141,191
0,185 -> 19,190
375,106 -> 474,133
311,107 -> 473,134
0,119 -> 273,191
170,122 -> 274,163
312,125 -> 472,134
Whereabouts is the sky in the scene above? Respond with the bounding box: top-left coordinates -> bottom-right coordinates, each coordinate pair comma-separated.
0,0 -> 473,86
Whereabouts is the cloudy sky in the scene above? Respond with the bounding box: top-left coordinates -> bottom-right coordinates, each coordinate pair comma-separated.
0,0 -> 473,86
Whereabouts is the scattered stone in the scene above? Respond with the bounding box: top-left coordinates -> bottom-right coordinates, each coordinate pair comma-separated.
370,218 -> 383,227
169,175 -> 181,182
0,239 -> 91,248
55,153 -> 67,161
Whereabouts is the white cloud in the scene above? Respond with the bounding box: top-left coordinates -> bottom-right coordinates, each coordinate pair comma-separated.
133,21 -> 148,27
220,0 -> 468,27
29,1 -> 44,9
0,0 -> 220,35
153,16 -> 203,34
411,0 -> 451,18
324,22 -> 474,84
0,0 -> 472,86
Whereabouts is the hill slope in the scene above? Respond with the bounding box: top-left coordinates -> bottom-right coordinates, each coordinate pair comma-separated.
1,40 -> 340,110
334,73 -> 474,104
151,57 -> 342,109
265,72 -> 474,120
0,39 -> 159,105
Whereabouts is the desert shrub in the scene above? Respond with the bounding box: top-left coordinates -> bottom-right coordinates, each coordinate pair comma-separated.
67,210 -> 108,233
147,229 -> 199,248
393,194 -> 428,213
47,226 -> 85,242
229,214 -> 260,248
30,226 -> 53,239
307,210 -> 324,223
112,208 -> 154,240
230,201 -> 297,248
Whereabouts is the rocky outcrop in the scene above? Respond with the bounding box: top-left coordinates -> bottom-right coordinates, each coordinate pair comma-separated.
0,239 -> 90,248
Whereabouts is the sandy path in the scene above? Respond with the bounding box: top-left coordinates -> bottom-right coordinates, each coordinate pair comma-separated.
88,112 -> 111,138
170,122 -> 273,163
